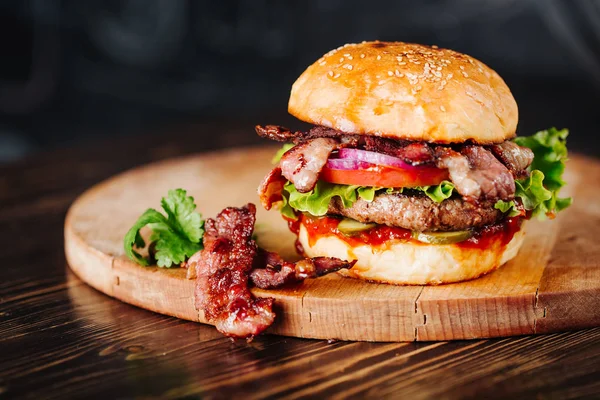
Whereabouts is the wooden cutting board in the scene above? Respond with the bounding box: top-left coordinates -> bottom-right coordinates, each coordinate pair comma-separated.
64,146 -> 600,341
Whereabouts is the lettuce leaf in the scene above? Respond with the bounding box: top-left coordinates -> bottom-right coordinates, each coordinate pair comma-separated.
499,128 -> 572,219
417,180 -> 455,203
282,181 -> 377,217
280,180 -> 454,219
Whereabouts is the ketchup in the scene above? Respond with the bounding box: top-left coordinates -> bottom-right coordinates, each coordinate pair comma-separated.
289,213 -> 524,250
457,216 -> 523,250
299,214 -> 412,247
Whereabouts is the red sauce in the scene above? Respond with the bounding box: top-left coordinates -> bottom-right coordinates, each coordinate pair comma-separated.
456,216 -> 523,250
290,214 -> 525,251
299,214 -> 412,248
283,215 -> 301,235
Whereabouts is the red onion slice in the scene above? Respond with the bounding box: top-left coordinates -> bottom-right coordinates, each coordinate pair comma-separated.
338,148 -> 415,169
326,159 -> 374,170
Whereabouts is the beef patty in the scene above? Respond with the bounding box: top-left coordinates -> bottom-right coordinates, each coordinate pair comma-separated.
327,193 -> 503,232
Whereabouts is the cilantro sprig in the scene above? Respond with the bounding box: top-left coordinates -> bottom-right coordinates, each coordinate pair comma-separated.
124,189 -> 204,267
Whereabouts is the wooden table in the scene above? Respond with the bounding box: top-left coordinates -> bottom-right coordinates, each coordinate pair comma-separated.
2,122 -> 600,399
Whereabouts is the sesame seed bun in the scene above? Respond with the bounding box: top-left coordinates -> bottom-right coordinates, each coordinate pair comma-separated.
288,41 -> 518,144
297,221 -> 526,285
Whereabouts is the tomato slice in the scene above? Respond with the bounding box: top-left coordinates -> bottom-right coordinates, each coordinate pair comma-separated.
320,164 -> 448,188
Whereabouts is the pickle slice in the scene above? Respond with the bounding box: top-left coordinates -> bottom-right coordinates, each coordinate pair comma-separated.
412,230 -> 472,244
337,219 -> 376,235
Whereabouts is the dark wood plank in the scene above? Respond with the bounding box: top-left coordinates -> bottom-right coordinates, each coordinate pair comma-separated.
1,125 -> 600,399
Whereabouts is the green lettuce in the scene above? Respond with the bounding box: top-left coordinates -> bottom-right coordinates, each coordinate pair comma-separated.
280,180 -> 454,218
417,180 -> 455,203
496,128 -> 572,219
281,181 -> 377,217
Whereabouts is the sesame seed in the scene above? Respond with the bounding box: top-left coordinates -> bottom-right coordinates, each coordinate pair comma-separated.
440,105 -> 446,111
319,61 -> 327,66
347,55 -> 353,60
334,73 -> 341,79
462,71 -> 469,78
328,71 -> 334,77
376,55 -> 382,60
378,80 -> 386,85
459,65 -> 465,70
388,71 -> 393,76
339,57 -> 345,63
344,64 -> 353,70
398,61 -> 406,65
360,53 -> 366,58
344,53 -> 351,57
447,73 -> 453,80
432,45 -> 438,49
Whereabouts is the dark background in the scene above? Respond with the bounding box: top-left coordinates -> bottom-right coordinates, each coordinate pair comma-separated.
1,0 -> 599,163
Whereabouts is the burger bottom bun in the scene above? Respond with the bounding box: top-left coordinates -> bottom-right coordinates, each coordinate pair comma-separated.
297,222 -> 526,285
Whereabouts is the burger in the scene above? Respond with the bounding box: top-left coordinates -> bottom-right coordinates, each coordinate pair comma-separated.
255,41 -> 571,285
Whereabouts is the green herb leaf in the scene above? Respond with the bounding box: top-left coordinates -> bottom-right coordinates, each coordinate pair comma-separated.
161,189 -> 204,243
416,180 -> 455,203
123,189 -> 204,267
283,181 -> 375,217
499,128 -> 572,219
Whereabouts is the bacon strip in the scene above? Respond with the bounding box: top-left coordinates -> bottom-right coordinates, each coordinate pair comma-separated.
256,124 -> 532,202
192,204 -> 274,339
490,141 -> 533,178
435,146 -> 515,201
188,203 -> 353,339
250,250 -> 356,289
257,166 -> 286,210
279,137 -> 338,193
255,125 -> 300,142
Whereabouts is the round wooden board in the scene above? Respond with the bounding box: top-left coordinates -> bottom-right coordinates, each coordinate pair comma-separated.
64,146 -> 600,341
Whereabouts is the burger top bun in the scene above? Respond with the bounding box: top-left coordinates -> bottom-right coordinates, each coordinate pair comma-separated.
288,41 -> 518,144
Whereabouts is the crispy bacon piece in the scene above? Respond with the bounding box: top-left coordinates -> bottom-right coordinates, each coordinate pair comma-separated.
250,250 -> 356,289
255,125 -> 299,142
436,146 -> 515,201
490,141 -> 534,178
280,137 -> 338,193
364,137 -> 434,165
192,204 -> 275,339
188,203 -> 353,339
255,124 -> 527,202
257,166 -> 286,210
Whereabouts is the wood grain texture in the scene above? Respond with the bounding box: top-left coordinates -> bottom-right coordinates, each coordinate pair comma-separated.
2,125 -> 600,399
64,146 -> 600,342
